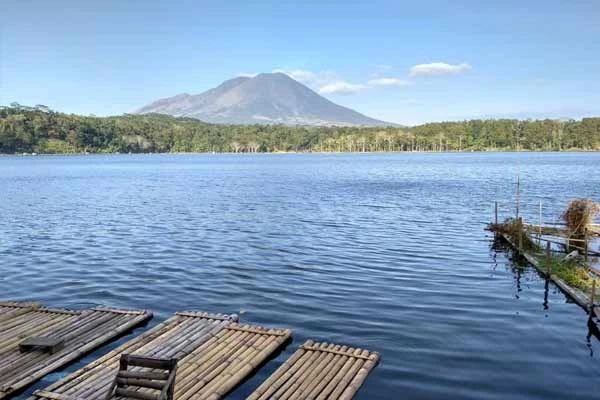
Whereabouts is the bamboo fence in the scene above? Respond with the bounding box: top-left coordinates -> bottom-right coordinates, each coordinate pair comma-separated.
31,311 -> 291,400
246,340 -> 380,400
0,303 -> 152,399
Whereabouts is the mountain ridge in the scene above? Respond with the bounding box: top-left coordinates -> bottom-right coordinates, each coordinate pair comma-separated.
136,72 -> 395,127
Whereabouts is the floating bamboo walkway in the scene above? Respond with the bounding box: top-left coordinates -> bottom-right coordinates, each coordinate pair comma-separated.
31,311 -> 292,400
247,340 -> 380,400
499,233 -> 600,320
0,302 -> 152,399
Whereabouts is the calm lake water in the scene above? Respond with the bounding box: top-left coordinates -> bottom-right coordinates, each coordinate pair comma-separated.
1,152 -> 600,399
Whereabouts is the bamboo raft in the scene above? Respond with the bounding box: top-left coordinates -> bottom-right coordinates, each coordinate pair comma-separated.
31,311 -> 292,400
247,340 -> 380,400
0,301 -> 40,323
0,302 -> 152,399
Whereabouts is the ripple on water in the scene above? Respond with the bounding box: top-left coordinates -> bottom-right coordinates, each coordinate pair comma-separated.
1,153 -> 600,400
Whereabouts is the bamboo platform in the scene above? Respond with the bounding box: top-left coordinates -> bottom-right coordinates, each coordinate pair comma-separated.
0,301 -> 40,323
247,340 -> 380,400
0,302 -> 152,399
31,311 -> 292,400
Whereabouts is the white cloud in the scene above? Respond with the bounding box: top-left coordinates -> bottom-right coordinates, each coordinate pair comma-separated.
236,72 -> 258,78
318,80 -> 367,95
369,64 -> 393,79
273,69 -> 338,88
409,62 -> 471,77
273,69 -> 315,83
404,98 -> 423,105
367,78 -> 413,87
274,68 -> 413,95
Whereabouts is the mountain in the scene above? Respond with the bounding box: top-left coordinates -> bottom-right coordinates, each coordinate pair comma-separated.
135,73 -> 394,127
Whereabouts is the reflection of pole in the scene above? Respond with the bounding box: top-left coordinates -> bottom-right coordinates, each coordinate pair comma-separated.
543,279 -> 549,310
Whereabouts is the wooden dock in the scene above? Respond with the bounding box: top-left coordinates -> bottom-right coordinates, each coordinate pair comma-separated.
499,233 -> 600,320
31,311 -> 292,400
247,340 -> 380,400
0,302 -> 152,399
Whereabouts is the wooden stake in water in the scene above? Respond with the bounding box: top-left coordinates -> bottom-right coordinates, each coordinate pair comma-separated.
518,218 -> 523,251
538,200 -> 542,241
495,201 -> 498,225
546,241 -> 551,277
589,280 -> 596,318
516,162 -> 521,219
584,227 -> 588,263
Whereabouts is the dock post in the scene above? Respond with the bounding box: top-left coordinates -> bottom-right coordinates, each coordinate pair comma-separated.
538,200 -> 542,242
584,228 -> 588,263
518,218 -> 523,252
516,166 -> 520,219
589,280 -> 596,318
546,241 -> 551,277
495,201 -> 498,225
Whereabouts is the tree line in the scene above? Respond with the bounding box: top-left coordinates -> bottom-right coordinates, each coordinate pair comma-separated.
1,105 -> 599,154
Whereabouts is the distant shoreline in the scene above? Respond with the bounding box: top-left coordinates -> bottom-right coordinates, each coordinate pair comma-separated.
2,108 -> 599,155
2,149 -> 599,157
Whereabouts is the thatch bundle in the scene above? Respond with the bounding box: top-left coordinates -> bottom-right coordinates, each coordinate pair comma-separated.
561,199 -> 600,237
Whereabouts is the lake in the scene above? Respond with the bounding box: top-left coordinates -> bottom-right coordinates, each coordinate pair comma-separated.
1,152 -> 600,399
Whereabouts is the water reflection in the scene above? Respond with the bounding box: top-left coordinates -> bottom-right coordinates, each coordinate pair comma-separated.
490,235 -> 600,345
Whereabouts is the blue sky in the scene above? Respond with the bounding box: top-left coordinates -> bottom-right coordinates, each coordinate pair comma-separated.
1,0 -> 599,125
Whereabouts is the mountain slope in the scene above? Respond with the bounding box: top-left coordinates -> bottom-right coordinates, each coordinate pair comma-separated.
136,73 -> 393,126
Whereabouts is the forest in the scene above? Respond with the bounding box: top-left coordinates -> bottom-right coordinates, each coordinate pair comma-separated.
1,105 -> 599,154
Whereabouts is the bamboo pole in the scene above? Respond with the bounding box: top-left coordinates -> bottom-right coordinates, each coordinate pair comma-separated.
327,349 -> 367,399
301,344 -> 343,398
246,341 -> 311,400
516,164 -> 520,219
539,200 -> 542,242
314,347 -> 358,400
546,241 -> 551,277
584,228 -> 588,263
338,351 -> 381,400
495,201 -> 498,225
518,218 -> 523,251
590,280 -> 596,319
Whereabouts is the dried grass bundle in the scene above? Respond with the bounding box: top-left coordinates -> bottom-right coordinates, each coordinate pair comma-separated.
561,199 -> 600,237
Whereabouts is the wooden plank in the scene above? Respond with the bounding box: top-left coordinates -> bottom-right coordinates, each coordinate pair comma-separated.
247,340 -> 380,400
19,337 -> 65,354
30,312 -> 291,400
121,354 -> 177,369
